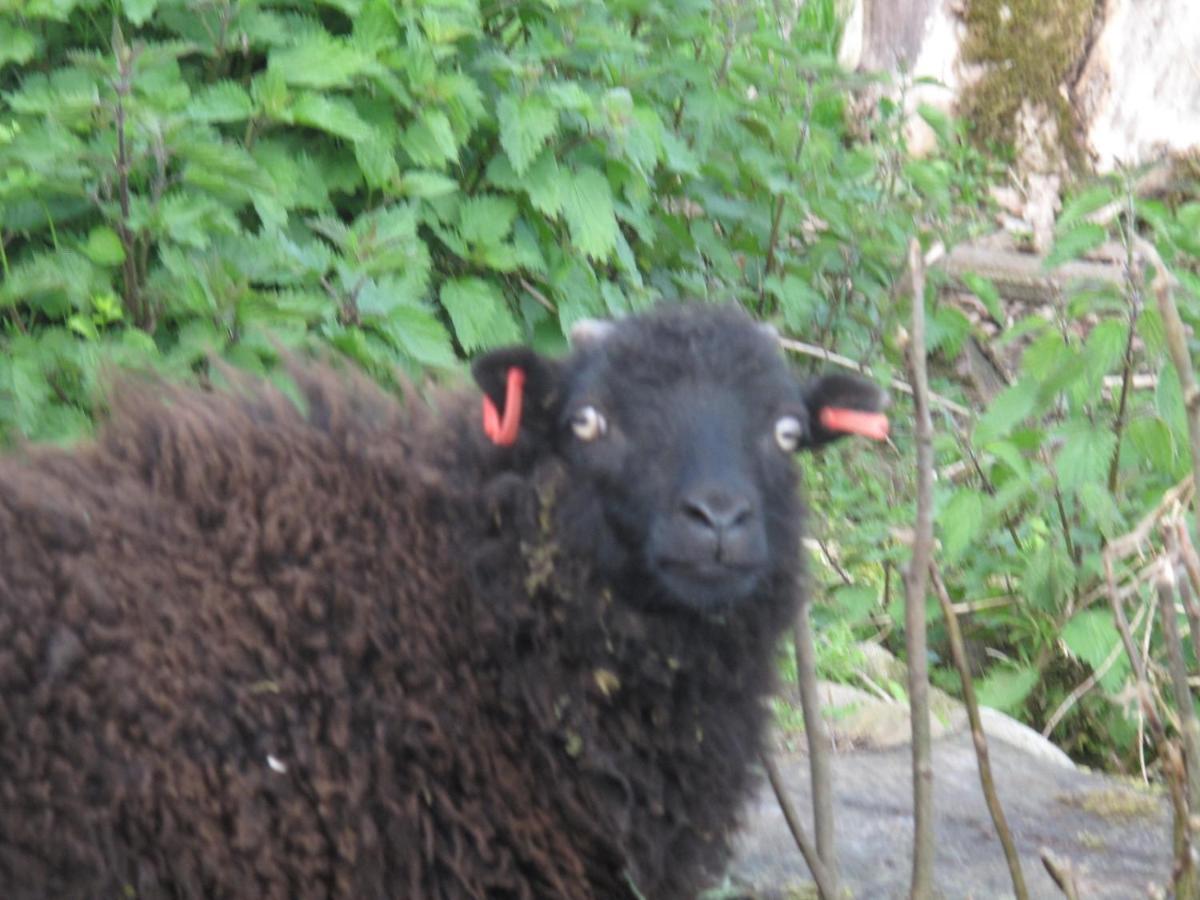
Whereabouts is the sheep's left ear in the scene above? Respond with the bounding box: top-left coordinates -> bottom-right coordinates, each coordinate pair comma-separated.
471,347 -> 565,446
798,372 -> 890,449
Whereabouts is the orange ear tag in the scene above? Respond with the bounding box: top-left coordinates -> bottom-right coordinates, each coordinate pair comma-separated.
820,407 -> 890,441
482,367 -> 526,446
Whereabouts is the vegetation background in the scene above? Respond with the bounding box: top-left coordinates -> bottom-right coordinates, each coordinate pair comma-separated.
2,0 -> 1198,776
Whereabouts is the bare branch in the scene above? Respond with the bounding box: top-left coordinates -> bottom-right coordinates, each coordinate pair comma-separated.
761,751 -> 838,900
778,336 -> 972,420
1156,561 -> 1200,812
1040,848 -> 1081,900
903,238 -> 935,900
1135,237 -> 1200,549
931,567 -> 1028,899
794,604 -> 839,894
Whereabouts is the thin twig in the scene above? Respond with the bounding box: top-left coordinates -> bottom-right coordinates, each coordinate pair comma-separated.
1105,551 -> 1167,746
1156,560 -> 1200,812
778,336 -> 972,419
794,604 -> 840,894
1175,519 -> 1200,608
904,238 -> 935,900
1136,236 -> 1200,550
1040,848 -> 1081,900
1042,598 -> 1149,738
518,278 -> 556,314
761,751 -> 837,900
1165,522 -> 1200,665
931,567 -> 1028,898
1162,740 -> 1200,898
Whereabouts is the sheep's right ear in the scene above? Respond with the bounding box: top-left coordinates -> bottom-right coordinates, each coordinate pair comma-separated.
798,372 -> 890,448
471,347 -> 565,445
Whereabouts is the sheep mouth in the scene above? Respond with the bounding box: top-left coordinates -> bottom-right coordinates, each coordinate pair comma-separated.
651,558 -> 765,608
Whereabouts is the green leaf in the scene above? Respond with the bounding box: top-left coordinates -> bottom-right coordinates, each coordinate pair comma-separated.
354,133 -> 400,189
1045,223 -> 1106,269
830,584 -> 877,625
976,665 -> 1038,714
291,93 -> 374,142
941,488 -> 987,563
458,195 -> 517,247
82,226 -> 126,267
974,379 -> 1038,446
0,23 -> 39,67
1058,183 -> 1118,231
561,166 -> 618,261
400,110 -> 459,169
378,304 -> 457,369
1062,610 -> 1128,693
439,278 -> 521,352
122,0 -> 158,26
399,171 -> 459,199
1055,422 -> 1117,493
1082,320 -> 1128,385
960,272 -> 1004,323
269,34 -> 374,89
523,152 -> 566,218
189,82 -> 254,123
497,93 -> 558,176
1127,416 -> 1176,472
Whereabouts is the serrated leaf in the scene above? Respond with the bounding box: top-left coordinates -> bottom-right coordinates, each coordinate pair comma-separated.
1045,223 -> 1106,269
1024,542 -> 1075,611
1058,183 -> 1119,231
975,379 -> 1038,446
400,171 -> 459,199
497,93 -> 558,176
976,665 -> 1038,714
941,488 -> 987,563
1082,320 -> 1128,383
458,195 -> 517,247
378,304 -> 457,369
523,152 -> 566,218
561,166 -> 617,261
400,110 -> 458,169
0,23 -> 38,67
122,0 -> 158,26
440,278 -> 520,352
961,272 -> 1004,323
189,82 -> 253,123
291,93 -> 374,142
1055,422 -> 1117,493
354,133 -> 399,188
1127,416 -> 1176,472
269,34 -> 374,89
82,226 -> 126,266
1062,610 -> 1128,693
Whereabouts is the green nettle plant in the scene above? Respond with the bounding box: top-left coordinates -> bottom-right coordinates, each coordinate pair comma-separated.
1,0 -> 940,444
6,0 -> 1197,769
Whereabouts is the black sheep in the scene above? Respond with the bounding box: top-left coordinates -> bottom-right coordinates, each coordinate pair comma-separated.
0,304 -> 885,899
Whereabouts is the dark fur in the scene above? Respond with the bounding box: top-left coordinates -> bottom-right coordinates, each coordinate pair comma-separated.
0,305 -> 878,899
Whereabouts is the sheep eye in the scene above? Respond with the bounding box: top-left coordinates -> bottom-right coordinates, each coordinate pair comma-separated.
571,406 -> 607,442
774,415 -> 803,452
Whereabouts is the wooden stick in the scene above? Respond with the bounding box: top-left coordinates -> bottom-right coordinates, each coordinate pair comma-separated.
761,751 -> 838,899
1156,561 -> 1200,812
778,336 -> 972,420
1039,848 -> 1081,900
903,238 -> 936,900
1136,237 -> 1200,551
794,604 -> 840,894
931,567 -> 1028,899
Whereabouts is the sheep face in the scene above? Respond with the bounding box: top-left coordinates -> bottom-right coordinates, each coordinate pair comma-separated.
474,305 -> 884,613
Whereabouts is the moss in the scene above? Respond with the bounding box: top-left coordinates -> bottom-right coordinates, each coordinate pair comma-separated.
961,0 -> 1099,167
1056,786 -> 1161,820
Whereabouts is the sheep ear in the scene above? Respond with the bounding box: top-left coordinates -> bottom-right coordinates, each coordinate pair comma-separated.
471,347 -> 565,442
798,372 -> 890,448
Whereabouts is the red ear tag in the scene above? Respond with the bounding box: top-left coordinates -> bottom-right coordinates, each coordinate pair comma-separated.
820,407 -> 890,441
482,367 -> 526,446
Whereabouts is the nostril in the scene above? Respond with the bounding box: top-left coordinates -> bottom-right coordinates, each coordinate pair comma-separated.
680,490 -> 754,534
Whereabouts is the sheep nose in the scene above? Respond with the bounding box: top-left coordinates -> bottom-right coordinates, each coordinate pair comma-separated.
680,488 -> 755,552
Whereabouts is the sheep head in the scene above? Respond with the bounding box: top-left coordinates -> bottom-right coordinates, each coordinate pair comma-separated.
473,305 -> 886,613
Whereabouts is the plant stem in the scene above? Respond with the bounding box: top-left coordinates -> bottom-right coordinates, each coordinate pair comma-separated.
794,602 -> 839,894
903,238 -> 935,900
931,566 -> 1028,899
761,751 -> 837,900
